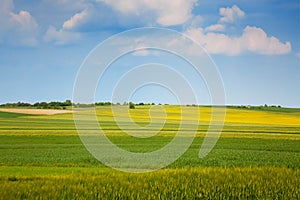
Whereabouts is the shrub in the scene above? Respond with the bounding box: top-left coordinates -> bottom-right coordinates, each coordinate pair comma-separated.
129,102 -> 135,109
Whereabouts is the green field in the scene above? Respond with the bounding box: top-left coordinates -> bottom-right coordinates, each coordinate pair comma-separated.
0,106 -> 299,199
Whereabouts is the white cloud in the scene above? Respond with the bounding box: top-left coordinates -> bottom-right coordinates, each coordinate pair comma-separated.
219,5 -> 245,23
44,26 -> 80,45
44,7 -> 90,45
9,11 -> 39,46
185,26 -> 291,55
0,0 -> 39,46
45,0 -> 198,30
241,26 -> 291,55
97,0 -> 198,26
52,4 -> 121,32
205,24 -> 225,32
296,52 -> 300,59
186,28 -> 242,55
202,5 -> 244,35
63,9 -> 89,30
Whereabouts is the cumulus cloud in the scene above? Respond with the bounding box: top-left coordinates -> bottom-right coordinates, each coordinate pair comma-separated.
0,0 -> 39,46
219,5 -> 245,23
52,3 -> 123,33
241,26 -> 291,55
44,26 -> 80,45
185,26 -> 291,55
97,0 -> 198,26
205,24 -> 225,32
44,6 -> 91,45
200,5 -> 244,37
63,9 -> 89,30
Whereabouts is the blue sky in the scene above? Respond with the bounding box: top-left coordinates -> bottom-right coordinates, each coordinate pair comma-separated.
0,0 -> 299,107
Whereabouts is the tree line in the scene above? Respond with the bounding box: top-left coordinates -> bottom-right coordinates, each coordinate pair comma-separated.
0,100 -> 73,110
0,100 -> 157,110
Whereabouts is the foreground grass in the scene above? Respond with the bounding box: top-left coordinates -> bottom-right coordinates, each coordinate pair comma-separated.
1,167 -> 299,199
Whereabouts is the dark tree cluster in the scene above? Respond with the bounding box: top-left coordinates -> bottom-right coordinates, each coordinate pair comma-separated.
0,100 -> 72,110
95,102 -> 112,106
1,100 -> 161,110
0,102 -> 32,107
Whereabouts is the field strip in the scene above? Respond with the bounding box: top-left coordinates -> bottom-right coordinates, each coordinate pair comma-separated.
0,166 -> 112,176
0,166 -> 299,199
0,131 -> 299,140
0,108 -> 73,115
0,165 -> 298,176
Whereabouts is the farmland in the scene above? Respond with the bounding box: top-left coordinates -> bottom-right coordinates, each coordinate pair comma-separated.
0,105 -> 299,199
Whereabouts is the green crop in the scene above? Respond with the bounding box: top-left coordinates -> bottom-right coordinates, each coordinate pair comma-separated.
0,167 -> 299,199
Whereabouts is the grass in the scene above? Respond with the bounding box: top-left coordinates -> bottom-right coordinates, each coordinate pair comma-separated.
0,105 -> 299,199
0,167 -> 299,199
0,135 -> 299,168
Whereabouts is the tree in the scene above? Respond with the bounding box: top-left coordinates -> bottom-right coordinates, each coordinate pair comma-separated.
65,99 -> 72,106
129,102 -> 135,109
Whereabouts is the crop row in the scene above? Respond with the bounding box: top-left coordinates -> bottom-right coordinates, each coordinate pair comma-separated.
1,167 -> 299,199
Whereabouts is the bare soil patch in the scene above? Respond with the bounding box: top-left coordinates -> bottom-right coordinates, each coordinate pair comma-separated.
0,108 -> 73,115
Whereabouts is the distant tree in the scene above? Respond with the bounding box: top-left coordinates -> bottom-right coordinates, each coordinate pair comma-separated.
96,102 -> 104,106
65,100 -> 72,106
129,102 -> 135,109
39,102 -> 48,109
104,102 -> 112,106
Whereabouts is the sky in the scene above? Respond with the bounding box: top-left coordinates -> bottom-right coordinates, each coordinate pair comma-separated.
0,0 -> 299,107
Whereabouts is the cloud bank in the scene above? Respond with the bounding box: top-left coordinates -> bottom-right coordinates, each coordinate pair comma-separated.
98,0 -> 198,26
